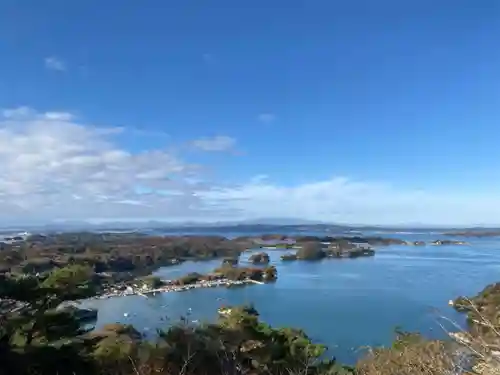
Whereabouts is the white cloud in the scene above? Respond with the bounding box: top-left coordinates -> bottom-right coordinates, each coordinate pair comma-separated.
257,113 -> 276,123
0,107 -> 214,223
44,56 -> 66,71
2,106 -> 36,119
0,107 -> 499,226
191,136 -> 236,152
201,177 -> 500,226
43,112 -> 75,121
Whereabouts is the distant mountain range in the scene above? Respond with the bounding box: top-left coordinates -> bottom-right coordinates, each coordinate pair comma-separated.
0,218 -> 328,231
0,217 -> 499,234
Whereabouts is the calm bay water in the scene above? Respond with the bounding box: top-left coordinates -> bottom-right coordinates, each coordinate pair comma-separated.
84,231 -> 500,364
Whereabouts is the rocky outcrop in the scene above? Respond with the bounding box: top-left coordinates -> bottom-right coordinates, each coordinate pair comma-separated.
248,252 -> 270,264
296,242 -> 326,260
280,253 -> 297,261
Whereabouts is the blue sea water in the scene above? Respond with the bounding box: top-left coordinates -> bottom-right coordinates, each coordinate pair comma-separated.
84,231 -> 500,364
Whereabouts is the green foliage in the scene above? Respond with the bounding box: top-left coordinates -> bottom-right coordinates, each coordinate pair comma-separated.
91,325 -> 143,370
1,233 -> 252,279
42,264 -> 97,299
139,275 -> 163,288
0,265 -> 99,348
214,265 -> 263,281
177,272 -> 203,285
0,274 -> 44,303
391,327 -> 426,350
296,242 -> 326,260
0,265 -> 102,374
263,265 -> 277,280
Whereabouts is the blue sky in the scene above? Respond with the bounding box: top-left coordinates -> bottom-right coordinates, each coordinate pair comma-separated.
0,0 -> 499,225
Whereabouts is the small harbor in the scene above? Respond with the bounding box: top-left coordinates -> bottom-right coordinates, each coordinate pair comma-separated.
93,278 -> 264,300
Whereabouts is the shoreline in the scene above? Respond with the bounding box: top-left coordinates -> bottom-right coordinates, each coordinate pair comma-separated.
92,277 -> 264,300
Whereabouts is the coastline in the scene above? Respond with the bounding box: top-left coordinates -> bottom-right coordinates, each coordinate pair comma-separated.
3,229 -> 500,371
92,277 -> 265,300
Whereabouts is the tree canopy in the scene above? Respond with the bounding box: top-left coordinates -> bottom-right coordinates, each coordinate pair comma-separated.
296,242 -> 326,260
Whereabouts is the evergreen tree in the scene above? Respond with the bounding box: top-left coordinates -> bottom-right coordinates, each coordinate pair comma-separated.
0,265 -> 98,374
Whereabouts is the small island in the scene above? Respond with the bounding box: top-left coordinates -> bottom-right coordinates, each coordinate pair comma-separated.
281,253 -> 298,261
279,241 -> 375,261
248,252 -> 270,264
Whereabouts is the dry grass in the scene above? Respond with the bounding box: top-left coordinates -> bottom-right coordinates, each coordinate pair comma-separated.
440,297 -> 500,375
355,296 -> 500,375
356,338 -> 457,375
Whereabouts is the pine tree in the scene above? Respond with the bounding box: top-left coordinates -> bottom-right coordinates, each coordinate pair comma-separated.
0,265 -> 98,374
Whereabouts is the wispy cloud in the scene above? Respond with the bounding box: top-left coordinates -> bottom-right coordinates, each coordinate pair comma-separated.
200,176 -> 500,226
44,56 -> 66,71
2,106 -> 35,119
191,136 -> 236,152
257,113 -> 276,124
